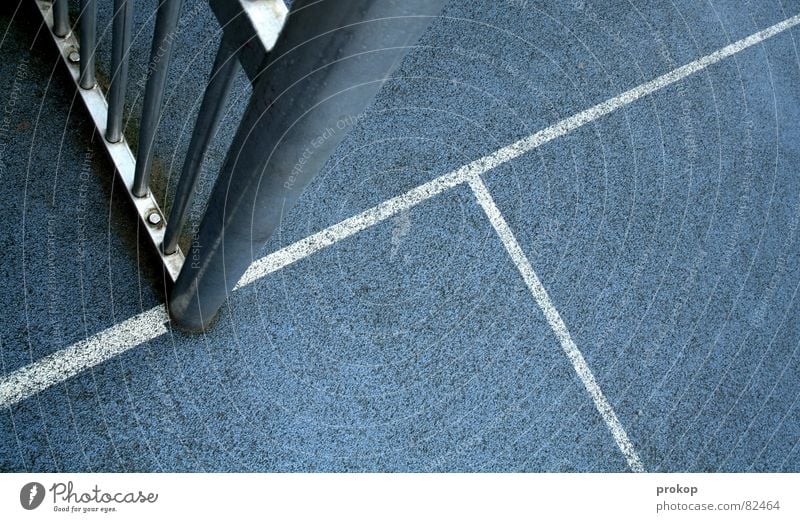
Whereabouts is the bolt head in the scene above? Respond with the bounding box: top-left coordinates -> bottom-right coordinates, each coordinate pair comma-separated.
68,51 -> 80,64
147,211 -> 162,226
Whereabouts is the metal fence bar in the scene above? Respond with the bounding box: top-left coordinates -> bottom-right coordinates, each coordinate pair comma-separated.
132,0 -> 183,197
162,34 -> 240,255
52,0 -> 69,37
33,0 -> 186,281
168,0 -> 447,331
106,0 -> 133,143
78,0 -> 97,89
34,0 -> 444,330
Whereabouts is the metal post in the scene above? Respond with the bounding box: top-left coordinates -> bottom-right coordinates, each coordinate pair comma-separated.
162,35 -> 240,255
106,0 -> 134,143
53,0 -> 70,37
169,0 -> 447,331
132,0 -> 183,197
78,0 -> 97,89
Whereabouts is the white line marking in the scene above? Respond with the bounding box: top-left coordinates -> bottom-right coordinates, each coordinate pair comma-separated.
236,167 -> 473,288
3,13 -> 799,409
467,175 -> 645,472
494,12 -> 800,158
0,307 -> 168,409
237,12 -> 800,287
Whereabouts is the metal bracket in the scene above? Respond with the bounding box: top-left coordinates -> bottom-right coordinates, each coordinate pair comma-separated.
208,0 -> 288,83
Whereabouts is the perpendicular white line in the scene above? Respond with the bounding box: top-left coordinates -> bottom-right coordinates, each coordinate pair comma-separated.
467,174 -> 645,472
0,307 -> 169,409
4,12 -> 799,409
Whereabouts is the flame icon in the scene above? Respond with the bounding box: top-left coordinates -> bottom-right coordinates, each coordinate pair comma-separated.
28,484 -> 38,507
20,482 -> 45,510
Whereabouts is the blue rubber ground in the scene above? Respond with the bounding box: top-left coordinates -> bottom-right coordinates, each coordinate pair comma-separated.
1,0 -> 800,471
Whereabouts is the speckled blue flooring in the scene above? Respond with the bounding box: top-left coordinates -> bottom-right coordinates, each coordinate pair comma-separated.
2,0 -> 799,472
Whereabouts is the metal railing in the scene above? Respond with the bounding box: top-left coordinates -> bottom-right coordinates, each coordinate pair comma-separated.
33,0 -> 447,331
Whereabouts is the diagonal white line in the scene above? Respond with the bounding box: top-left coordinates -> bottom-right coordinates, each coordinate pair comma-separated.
0,307 -> 168,408
237,11 -> 800,287
467,174 -> 645,472
236,167 -> 473,288
3,12 -> 799,409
